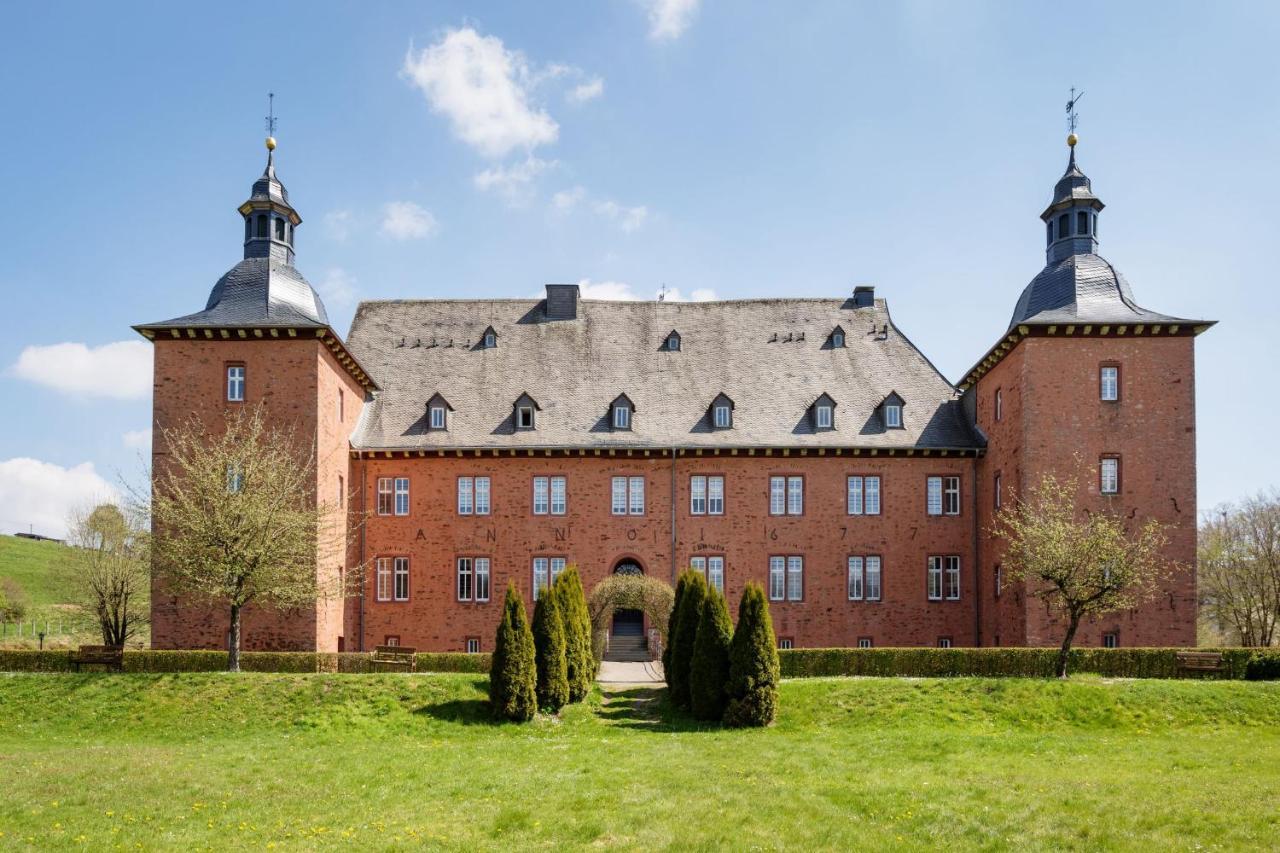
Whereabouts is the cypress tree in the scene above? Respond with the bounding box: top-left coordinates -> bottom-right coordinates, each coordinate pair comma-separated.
669,570 -> 707,710
662,571 -> 690,680
690,586 -> 734,721
723,581 -> 780,727
555,566 -> 594,702
532,587 -> 570,712
489,582 -> 537,722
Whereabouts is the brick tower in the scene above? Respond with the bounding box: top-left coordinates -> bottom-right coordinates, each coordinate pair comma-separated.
134,136 -> 375,652
963,135 -> 1213,648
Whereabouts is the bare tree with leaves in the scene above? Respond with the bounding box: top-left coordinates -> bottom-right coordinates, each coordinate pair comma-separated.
63,502 -> 150,646
1199,491 -> 1280,647
149,406 -> 351,671
992,470 -> 1170,678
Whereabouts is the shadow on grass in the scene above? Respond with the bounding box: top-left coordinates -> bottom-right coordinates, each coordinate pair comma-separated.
597,685 -> 725,733
411,676 -> 508,726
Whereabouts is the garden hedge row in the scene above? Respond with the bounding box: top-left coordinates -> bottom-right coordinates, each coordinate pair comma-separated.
0,649 -> 492,674
777,647 -> 1280,680
0,647 -> 1275,679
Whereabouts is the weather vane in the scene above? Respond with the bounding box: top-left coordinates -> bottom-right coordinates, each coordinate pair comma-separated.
658,283 -> 667,302
265,92 -> 278,151
1065,87 -> 1083,146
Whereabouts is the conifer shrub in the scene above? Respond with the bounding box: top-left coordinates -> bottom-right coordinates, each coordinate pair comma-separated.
689,586 -> 733,721
489,583 -> 537,722
555,566 -> 595,701
723,582 -> 780,727
662,572 -> 691,679
532,587 -> 570,712
668,571 -> 707,710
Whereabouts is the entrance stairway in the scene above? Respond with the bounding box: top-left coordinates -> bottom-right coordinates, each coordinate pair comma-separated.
604,634 -> 651,662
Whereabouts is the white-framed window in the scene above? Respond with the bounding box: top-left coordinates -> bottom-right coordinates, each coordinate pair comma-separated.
788,476 -> 803,515
629,476 -> 644,515
533,476 -> 567,515
779,638 -> 794,650
394,477 -> 410,516
430,405 -> 446,430
384,635 -> 400,647
475,558 -> 490,602
612,477 -> 628,515
714,405 -> 731,428
1100,365 -> 1119,402
516,405 -> 535,429
389,555 -> 409,601
226,365 -> 245,402
847,475 -> 882,515
707,475 -> 724,515
847,555 -> 882,601
848,556 -> 863,600
938,637 -> 953,648
226,464 -> 244,494
1100,457 -> 1120,495
611,476 -> 644,515
857,637 -> 873,649
1103,632 -> 1119,649
466,638 -> 481,654
866,556 -> 881,601
927,476 -> 960,516
928,556 -> 961,601
787,556 -> 803,601
458,477 -> 474,515
375,477 -> 393,515
816,405 -> 833,429
690,556 -> 706,578
771,476 -> 803,515
532,556 -> 566,599
484,330 -> 496,348
707,556 -> 724,594
690,475 -> 724,515
337,474 -> 344,508
338,389 -> 344,422
832,330 -> 845,348
994,564 -> 1003,598
475,477 -> 490,515
613,405 -> 631,429
457,557 -> 473,601
884,404 -> 902,428
768,556 -> 786,601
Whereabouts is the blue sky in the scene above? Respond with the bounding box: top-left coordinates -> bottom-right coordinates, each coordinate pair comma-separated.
1,1 -> 1276,536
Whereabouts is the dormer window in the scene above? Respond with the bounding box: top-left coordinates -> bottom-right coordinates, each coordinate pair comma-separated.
426,393 -> 453,431
708,393 -> 734,430
809,393 -> 837,431
664,330 -> 681,352
879,392 -> 906,430
610,394 -> 634,431
513,393 -> 540,430
482,326 -> 497,349
829,326 -> 846,348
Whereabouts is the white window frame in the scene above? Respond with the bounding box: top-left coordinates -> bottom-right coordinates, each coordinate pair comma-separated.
929,555 -> 960,601
857,637 -> 873,649
786,556 -> 803,601
994,388 -> 1002,421
629,476 -> 644,515
866,556 -> 881,601
484,331 -> 496,348
1100,366 -> 1119,402
533,557 -> 550,599
768,556 -> 786,601
609,476 -> 644,516
691,476 -> 707,515
1103,632 -> 1119,649
994,564 -> 1003,598
550,557 -> 566,588
430,405 -> 446,430
516,405 -> 535,429
394,477 -> 410,516
944,477 -> 960,515
393,557 -> 410,602
714,405 -> 731,428
690,556 -> 706,579
550,476 -> 567,515
226,365 -> 245,402
613,405 -> 630,429
707,556 -> 724,594
787,476 -> 803,515
376,557 -> 392,602
928,556 -> 943,601
533,477 -> 550,515
994,472 -> 1002,510
457,557 -> 474,601
707,475 -> 724,515
847,475 -> 882,516
612,477 -> 628,515
466,638 -> 481,654
848,556 -> 864,601
475,557 -> 490,602
884,404 -> 901,428
457,477 -> 474,515
779,638 -> 794,650
938,637 -> 953,649
816,404 -> 833,429
376,477 -> 393,516
475,477 -> 490,515
1100,457 -> 1119,495
769,476 -> 786,516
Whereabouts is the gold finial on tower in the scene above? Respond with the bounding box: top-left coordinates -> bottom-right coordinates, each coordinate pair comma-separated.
265,92 -> 278,152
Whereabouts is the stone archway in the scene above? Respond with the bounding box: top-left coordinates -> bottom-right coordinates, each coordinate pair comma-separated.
587,572 -> 675,663
611,559 -> 645,638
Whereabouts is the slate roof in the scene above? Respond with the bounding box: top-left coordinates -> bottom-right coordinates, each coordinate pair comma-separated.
1007,253 -> 1200,330
345,296 -> 980,451
135,257 -> 330,329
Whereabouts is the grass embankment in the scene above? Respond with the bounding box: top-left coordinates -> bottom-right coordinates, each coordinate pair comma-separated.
1,674 -> 1278,850
0,535 -> 67,611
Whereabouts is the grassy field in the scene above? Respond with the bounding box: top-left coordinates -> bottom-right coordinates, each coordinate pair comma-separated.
0,535 -> 68,611
1,674 -> 1277,850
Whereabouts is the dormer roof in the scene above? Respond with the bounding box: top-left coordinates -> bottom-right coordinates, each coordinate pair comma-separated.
427,392 -> 455,411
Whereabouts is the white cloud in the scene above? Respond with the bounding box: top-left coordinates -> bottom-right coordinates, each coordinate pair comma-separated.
574,279 -> 717,302
473,156 -> 555,205
566,77 -> 604,105
323,210 -> 354,242
10,340 -> 151,400
594,199 -> 650,233
0,458 -> 118,539
318,268 -> 360,309
380,202 -> 437,240
122,429 -> 152,449
644,0 -> 700,40
402,27 -> 559,159
551,186 -> 587,212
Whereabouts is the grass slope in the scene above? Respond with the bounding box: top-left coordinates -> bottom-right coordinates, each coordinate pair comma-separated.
1,674 -> 1278,850
0,535 -> 68,611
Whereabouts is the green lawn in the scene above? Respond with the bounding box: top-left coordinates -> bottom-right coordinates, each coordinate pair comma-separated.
1,674 -> 1277,850
0,535 -> 68,611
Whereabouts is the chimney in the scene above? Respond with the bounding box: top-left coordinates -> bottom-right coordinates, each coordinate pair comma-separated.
545,284 -> 580,320
852,285 -> 875,309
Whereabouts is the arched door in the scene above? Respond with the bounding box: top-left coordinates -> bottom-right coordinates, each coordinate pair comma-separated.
612,559 -> 645,636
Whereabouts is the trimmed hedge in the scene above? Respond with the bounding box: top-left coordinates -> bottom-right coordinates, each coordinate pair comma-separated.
778,647 -> 1263,680
1245,651 -> 1280,681
0,649 -> 492,674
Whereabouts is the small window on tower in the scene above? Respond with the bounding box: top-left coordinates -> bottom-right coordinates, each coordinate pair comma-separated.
1077,211 -> 1089,235
256,215 -> 267,239
1057,214 -> 1070,239
274,218 -> 285,240
1046,221 -> 1053,246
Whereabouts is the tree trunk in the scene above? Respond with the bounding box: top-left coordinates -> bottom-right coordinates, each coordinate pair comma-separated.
1056,612 -> 1081,679
228,604 -> 242,673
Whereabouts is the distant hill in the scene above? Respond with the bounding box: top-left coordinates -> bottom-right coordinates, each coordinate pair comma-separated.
0,534 -> 70,611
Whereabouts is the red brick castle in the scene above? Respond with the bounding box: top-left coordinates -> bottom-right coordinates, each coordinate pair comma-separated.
135,134 -> 1212,655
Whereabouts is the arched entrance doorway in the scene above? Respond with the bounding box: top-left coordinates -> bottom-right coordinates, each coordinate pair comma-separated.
611,559 -> 645,639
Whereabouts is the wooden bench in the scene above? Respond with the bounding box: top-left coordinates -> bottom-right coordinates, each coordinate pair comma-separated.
70,645 -> 124,672
370,645 -> 417,672
1176,651 -> 1225,676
